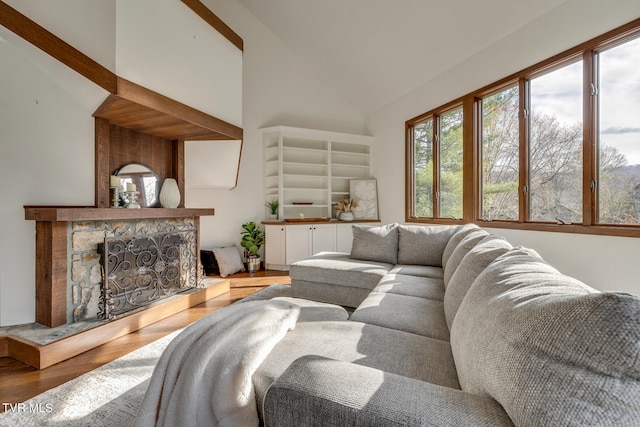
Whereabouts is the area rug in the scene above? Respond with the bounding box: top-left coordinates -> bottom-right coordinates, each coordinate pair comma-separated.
0,284 -> 291,427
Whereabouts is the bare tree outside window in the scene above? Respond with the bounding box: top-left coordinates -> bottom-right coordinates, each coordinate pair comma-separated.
597,36 -> 640,225
529,60 -> 583,224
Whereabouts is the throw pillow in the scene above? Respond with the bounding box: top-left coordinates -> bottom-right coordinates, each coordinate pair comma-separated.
441,223 -> 481,268
397,225 -> 458,266
350,223 -> 399,264
450,247 -> 640,426
443,235 -> 512,329
212,246 -> 245,277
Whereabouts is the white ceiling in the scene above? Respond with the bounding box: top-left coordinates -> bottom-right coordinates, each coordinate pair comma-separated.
237,0 -> 570,114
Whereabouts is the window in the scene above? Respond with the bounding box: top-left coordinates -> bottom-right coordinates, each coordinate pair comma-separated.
439,107 -> 464,219
408,106 -> 463,220
528,60 -> 583,224
596,36 -> 640,225
406,19 -> 640,237
481,85 -> 519,221
413,120 -> 434,217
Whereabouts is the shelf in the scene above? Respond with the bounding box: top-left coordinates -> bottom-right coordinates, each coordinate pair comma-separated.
262,126 -> 373,223
283,187 -> 328,191
283,173 -> 327,178
24,206 -> 215,222
332,163 -> 370,168
283,161 -> 327,167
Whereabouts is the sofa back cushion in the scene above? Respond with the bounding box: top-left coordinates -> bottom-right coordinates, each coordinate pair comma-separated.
443,228 -> 489,288
350,223 -> 399,264
441,223 -> 481,268
450,247 -> 640,426
443,235 -> 512,329
397,225 -> 458,267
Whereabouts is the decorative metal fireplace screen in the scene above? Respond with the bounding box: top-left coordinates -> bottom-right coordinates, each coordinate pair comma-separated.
98,231 -> 196,320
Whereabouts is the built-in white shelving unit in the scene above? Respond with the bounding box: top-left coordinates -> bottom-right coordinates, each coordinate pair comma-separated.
262,126 -> 374,220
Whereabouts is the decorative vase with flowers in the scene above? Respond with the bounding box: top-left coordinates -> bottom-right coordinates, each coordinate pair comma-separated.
334,198 -> 358,221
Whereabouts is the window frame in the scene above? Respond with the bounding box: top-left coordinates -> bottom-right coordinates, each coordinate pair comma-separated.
405,17 -> 640,238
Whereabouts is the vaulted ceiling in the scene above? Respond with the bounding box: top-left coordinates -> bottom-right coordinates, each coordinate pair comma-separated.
237,0 -> 570,114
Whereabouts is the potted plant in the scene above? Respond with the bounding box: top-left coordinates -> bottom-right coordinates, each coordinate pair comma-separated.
333,198 -> 358,221
266,200 -> 279,220
240,221 -> 265,272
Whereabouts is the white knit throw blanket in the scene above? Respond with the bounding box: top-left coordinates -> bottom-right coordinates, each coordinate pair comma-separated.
134,299 -> 300,427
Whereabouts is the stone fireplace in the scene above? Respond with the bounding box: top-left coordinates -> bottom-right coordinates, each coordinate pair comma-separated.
25,207 -> 214,328
70,217 -> 198,322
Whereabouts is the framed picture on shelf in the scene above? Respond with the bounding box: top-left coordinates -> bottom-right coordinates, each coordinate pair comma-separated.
349,179 -> 379,220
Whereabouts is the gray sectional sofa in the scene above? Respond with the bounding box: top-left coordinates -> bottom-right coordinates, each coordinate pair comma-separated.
253,223 -> 640,426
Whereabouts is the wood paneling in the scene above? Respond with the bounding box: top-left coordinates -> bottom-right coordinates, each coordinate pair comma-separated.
34,222 -> 67,327
93,87 -> 243,141
108,125 -> 175,182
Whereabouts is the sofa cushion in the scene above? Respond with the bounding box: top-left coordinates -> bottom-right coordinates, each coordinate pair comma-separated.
291,280 -> 372,308
441,223 -> 481,268
350,292 -> 449,341
290,252 -> 392,290
443,235 -> 512,329
451,247 -> 640,426
443,228 -> 489,288
389,264 -> 444,279
264,356 -> 512,427
350,223 -> 399,264
254,320 -> 461,417
397,225 -> 458,267
272,297 -> 349,322
374,273 -> 445,301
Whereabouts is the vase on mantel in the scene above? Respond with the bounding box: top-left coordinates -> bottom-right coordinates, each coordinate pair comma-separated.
159,178 -> 181,208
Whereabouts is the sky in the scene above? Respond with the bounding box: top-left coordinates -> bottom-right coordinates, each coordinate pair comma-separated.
530,36 -> 640,166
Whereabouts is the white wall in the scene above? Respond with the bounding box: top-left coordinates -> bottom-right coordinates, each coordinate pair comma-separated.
116,0 -> 242,126
189,0 -> 367,250
0,27 -> 106,326
366,0 -> 640,294
0,0 -> 366,325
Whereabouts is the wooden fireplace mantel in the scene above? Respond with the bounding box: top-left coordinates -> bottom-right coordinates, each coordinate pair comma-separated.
25,206 -> 214,222
25,206 -> 214,327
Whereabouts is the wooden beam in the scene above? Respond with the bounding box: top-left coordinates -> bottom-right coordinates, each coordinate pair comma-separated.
181,0 -> 243,51
0,1 -> 117,93
116,78 -> 243,141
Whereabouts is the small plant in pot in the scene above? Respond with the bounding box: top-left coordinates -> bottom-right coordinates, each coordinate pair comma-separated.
266,200 -> 279,220
240,221 -> 265,272
334,198 -> 358,221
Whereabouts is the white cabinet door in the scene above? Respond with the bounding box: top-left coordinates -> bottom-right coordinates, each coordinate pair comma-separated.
336,223 -> 354,253
285,224 -> 313,265
265,225 -> 286,267
311,223 -> 337,254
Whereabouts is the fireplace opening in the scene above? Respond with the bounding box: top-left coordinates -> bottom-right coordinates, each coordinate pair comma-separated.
98,230 -> 196,320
